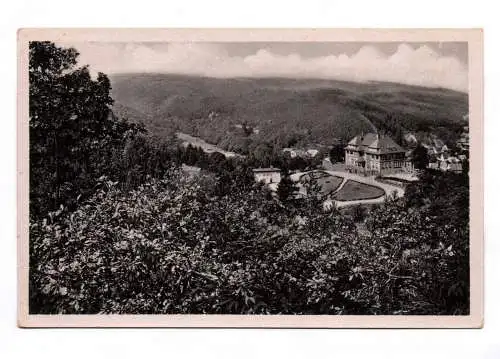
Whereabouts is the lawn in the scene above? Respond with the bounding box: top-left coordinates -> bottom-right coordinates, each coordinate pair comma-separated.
299,171 -> 344,196
334,180 -> 386,201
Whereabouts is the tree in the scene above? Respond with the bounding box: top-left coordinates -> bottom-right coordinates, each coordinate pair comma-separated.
277,170 -> 298,202
29,41 -> 141,216
351,204 -> 367,222
251,143 -> 274,167
382,113 -> 405,146
412,144 -> 430,170
364,171 -> 470,314
461,157 -> 469,176
241,121 -> 254,137
329,143 -> 345,163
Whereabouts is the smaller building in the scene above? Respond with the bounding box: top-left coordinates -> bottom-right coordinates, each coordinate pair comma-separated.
404,133 -> 418,144
253,168 -> 281,184
283,148 -> 308,158
322,157 -> 334,170
181,164 -> 201,176
307,149 -> 320,157
457,126 -> 470,151
428,153 -> 464,173
428,162 -> 439,170
283,146 -> 323,159
448,162 -> 463,173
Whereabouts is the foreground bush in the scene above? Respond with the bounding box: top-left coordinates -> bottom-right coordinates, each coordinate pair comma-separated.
29,168 -> 469,315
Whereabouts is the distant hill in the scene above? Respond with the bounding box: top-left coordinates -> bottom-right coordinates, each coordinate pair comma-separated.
110,73 -> 468,153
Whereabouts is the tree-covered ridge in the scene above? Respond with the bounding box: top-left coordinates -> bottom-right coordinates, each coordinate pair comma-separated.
28,42 -> 470,315
110,73 -> 468,154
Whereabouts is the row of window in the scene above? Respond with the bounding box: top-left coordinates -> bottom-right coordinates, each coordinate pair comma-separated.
348,158 -> 409,169
381,161 -> 403,169
346,151 -> 404,160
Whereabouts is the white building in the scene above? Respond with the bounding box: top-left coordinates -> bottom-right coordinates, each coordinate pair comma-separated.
252,168 -> 281,184
181,164 -> 201,176
307,149 -> 320,157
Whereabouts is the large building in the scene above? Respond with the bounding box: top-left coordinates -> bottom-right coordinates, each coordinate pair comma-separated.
345,133 -> 412,175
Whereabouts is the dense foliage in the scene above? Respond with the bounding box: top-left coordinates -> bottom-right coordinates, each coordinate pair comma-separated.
29,42 -> 146,216
29,42 -> 470,315
30,167 -> 469,315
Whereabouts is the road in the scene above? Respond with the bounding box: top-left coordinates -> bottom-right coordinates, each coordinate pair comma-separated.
290,170 -> 404,208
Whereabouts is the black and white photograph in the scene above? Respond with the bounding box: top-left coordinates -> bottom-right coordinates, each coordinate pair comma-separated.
18,29 -> 483,327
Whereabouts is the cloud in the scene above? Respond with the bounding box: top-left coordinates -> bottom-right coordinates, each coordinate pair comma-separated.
61,42 -> 468,92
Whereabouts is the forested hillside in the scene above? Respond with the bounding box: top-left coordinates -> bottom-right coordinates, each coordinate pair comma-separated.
111,74 -> 468,153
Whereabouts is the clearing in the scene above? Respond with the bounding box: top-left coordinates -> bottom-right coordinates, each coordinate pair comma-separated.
334,180 -> 386,202
298,171 -> 344,197
176,132 -> 245,159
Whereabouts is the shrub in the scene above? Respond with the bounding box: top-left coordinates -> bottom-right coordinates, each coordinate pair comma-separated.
30,167 -> 469,315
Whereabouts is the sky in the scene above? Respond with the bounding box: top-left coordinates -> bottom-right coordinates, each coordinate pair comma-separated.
61,41 -> 469,92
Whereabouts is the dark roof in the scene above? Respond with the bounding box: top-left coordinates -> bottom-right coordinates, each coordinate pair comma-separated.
253,167 -> 281,173
347,133 -> 378,147
361,133 -> 379,147
346,133 -> 405,154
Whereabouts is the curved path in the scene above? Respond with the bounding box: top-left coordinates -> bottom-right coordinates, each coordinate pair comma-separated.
324,170 -> 404,197
290,170 -> 404,208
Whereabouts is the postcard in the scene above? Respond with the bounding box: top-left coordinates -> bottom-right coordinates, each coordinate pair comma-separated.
18,28 -> 483,327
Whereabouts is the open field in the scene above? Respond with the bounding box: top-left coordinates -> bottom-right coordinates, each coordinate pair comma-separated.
334,180 -> 386,201
299,171 -> 344,196
177,132 -> 244,159
292,169 -> 402,206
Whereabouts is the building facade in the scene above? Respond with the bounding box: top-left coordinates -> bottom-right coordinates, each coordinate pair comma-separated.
345,133 -> 411,176
457,125 -> 469,151
253,168 -> 281,184
428,154 -> 463,174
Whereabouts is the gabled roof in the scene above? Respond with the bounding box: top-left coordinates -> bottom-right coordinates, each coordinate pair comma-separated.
346,133 -> 405,154
371,135 -> 404,153
347,136 -> 362,146
361,133 -> 379,148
